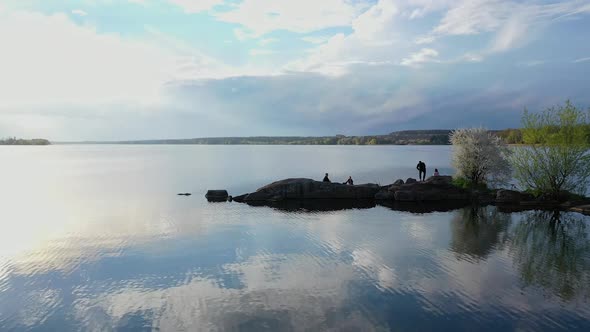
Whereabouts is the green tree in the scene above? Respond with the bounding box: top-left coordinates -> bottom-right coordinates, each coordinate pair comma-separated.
511,101 -> 590,197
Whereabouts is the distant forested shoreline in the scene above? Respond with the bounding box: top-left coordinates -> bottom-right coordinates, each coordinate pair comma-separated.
0,137 -> 51,145
67,129 -> 525,145
1,129 -> 530,146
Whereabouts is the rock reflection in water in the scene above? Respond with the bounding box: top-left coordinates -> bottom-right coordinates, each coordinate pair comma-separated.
379,200 -> 470,214
510,210 -> 590,301
242,199 -> 471,214
244,199 -> 377,212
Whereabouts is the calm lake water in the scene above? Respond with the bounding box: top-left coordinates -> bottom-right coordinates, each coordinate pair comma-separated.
0,145 -> 589,331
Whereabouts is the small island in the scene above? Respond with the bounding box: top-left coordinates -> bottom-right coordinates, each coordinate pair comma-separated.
208,101 -> 590,216
221,176 -> 590,216
0,137 -> 51,145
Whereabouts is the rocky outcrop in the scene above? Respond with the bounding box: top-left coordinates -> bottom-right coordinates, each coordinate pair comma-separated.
239,178 -> 380,202
375,190 -> 395,200
376,176 -> 469,202
228,176 -> 590,213
205,190 -> 229,201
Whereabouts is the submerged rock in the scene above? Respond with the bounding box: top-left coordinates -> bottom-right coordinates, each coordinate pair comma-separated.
240,178 -> 380,202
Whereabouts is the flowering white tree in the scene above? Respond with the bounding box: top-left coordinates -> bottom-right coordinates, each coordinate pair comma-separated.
450,128 -> 512,186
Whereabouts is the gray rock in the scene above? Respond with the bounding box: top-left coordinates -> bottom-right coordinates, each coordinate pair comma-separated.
236,177 -> 470,204
243,178 -> 380,202
496,189 -> 521,203
394,190 -> 416,201
375,190 -> 395,200
406,178 -> 417,184
205,190 -> 228,201
393,179 -> 404,185
232,194 -> 248,202
389,179 -> 469,202
425,176 -> 453,185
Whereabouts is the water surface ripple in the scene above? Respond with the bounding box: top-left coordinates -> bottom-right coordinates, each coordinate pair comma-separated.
0,145 -> 589,331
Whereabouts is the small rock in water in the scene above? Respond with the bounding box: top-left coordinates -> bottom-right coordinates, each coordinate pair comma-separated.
206,190 -> 229,202
177,193 -> 192,196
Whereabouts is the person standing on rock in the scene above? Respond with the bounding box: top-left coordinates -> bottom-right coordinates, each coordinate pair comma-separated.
323,173 -> 331,183
416,161 -> 426,181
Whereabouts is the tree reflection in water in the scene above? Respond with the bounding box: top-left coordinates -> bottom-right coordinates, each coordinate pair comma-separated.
509,210 -> 590,301
450,205 -> 512,261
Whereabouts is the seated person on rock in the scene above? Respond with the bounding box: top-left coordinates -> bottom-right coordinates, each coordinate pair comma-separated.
343,176 -> 354,185
434,168 -> 440,176
323,173 -> 331,183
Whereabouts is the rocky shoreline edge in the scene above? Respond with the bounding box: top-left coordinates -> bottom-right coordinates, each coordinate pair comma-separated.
206,176 -> 590,215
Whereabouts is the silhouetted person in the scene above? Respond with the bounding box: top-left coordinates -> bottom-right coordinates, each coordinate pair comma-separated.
417,161 -> 426,181
323,173 -> 331,183
343,176 -> 354,185
434,168 -> 440,176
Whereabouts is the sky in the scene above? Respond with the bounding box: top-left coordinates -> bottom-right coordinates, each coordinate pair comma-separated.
0,0 -> 589,141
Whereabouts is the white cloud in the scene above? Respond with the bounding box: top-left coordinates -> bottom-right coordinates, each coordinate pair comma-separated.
0,10 -> 238,109
215,0 -> 366,36
434,0 -> 514,36
249,49 -> 275,56
71,9 -> 87,17
519,60 -> 545,67
400,48 -> 439,67
460,53 -> 484,63
415,35 -> 435,44
233,27 -> 256,41
167,0 -> 224,13
258,37 -> 278,46
490,13 -> 530,52
429,0 -> 590,53
574,57 -> 590,63
301,35 -> 332,45
285,0 -> 405,75
401,0 -> 454,19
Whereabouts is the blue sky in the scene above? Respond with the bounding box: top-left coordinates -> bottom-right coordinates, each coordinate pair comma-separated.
0,0 -> 589,140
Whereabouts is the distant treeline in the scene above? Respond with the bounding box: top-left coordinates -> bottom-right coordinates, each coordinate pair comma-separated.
66,128 -> 585,146
114,130 -> 454,145
0,137 -> 51,145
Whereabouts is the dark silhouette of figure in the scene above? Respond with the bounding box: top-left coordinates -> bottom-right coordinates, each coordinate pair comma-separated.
434,168 -> 440,176
323,173 -> 331,183
417,161 -> 426,181
343,176 -> 354,185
